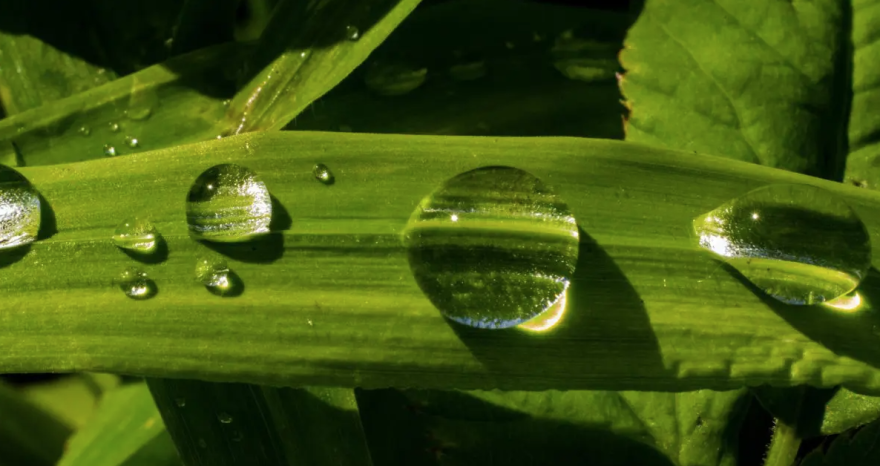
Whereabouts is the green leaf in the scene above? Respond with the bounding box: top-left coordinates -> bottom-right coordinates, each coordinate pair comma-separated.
841,0 -> 880,189
357,388 -> 747,466
18,373 -> 120,429
0,381 -> 71,466
58,383 -> 179,466
620,0 -> 850,177
293,0 -> 629,139
147,380 -> 371,465
756,386 -> 880,438
0,42 -> 248,166
799,418 -> 880,466
4,133 -> 880,393
222,0 -> 422,133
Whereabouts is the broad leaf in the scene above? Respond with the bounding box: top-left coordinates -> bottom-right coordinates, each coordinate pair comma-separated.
620,0 -> 850,177
358,388 -> 747,466
799,418 -> 880,466
2,133 -> 880,393
0,381 -> 71,466
756,386 -> 880,437
58,383 -> 179,466
19,373 -> 120,429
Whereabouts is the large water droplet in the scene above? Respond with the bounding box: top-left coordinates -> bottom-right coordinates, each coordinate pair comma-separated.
313,163 -> 335,185
345,25 -> 360,41
103,145 -> 117,157
195,257 -> 238,296
0,165 -> 41,250
694,184 -> 871,305
118,267 -> 157,300
112,217 -> 159,253
403,167 -> 579,329
124,136 -> 139,148
186,164 -> 272,242
364,62 -> 427,96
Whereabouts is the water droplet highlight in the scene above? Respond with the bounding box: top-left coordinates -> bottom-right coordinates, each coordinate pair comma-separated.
108,122 -> 120,132
103,145 -> 117,157
403,167 -> 579,329
0,164 -> 41,250
186,164 -> 272,242
118,267 -> 157,300
346,25 -> 360,41
112,217 -> 159,253
551,31 -> 619,82
124,136 -> 139,148
175,398 -> 186,407
217,412 -> 233,424
364,62 -> 427,96
694,184 -> 871,305
195,257 -> 239,296
313,163 -> 335,185
78,126 -> 91,137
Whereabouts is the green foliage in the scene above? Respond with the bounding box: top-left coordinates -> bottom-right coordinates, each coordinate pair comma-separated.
1,0 -> 880,465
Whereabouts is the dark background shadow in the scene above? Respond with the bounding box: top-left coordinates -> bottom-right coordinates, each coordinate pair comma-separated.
449,228 -> 669,388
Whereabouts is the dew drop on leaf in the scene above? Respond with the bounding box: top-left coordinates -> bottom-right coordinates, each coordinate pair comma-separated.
103,145 -> 117,157
403,167 -> 579,329
112,217 -> 159,253
0,164 -> 41,251
185,164 -> 272,242
312,163 -> 335,185
364,62 -> 427,96
693,184 -> 871,305
175,398 -> 186,408
108,122 -> 120,132
217,412 -> 233,424
345,25 -> 360,41
118,267 -> 157,300
195,257 -> 239,296
124,136 -> 139,148
78,125 -> 91,137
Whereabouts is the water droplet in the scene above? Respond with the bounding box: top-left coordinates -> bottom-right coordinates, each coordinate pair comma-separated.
364,62 -> 427,96
346,25 -> 360,41
103,145 -> 117,157
112,217 -> 158,253
448,60 -> 486,81
78,126 -> 91,137
186,164 -> 272,242
403,167 -> 579,329
175,398 -> 186,407
195,257 -> 238,296
126,82 -> 157,121
217,412 -> 233,424
313,163 -> 335,185
694,184 -> 871,305
108,122 -> 120,132
118,267 -> 157,300
0,164 -> 41,250
124,136 -> 139,148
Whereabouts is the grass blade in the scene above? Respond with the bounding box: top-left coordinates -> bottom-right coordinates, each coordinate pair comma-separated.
222,0 -> 422,134
0,381 -> 71,466
3,133 -> 880,393
58,383 -> 180,466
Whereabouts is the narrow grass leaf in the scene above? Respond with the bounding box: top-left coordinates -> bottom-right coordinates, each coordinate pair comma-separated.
19,373 -> 120,429
222,0 -> 422,134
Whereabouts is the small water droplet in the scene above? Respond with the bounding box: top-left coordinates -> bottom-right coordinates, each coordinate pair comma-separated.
222,99 -> 231,107
551,32 -> 619,82
175,398 -> 186,407
403,167 -> 579,328
195,257 -> 239,296
108,122 -> 120,132
186,164 -> 272,242
694,184 -> 871,305
364,62 -> 427,96
217,412 -> 233,424
312,163 -> 335,185
124,136 -> 139,148
345,25 -> 360,41
0,165 -> 41,250
112,217 -> 159,253
103,145 -> 117,157
118,267 -> 157,300
78,126 -> 91,137
448,59 -> 486,81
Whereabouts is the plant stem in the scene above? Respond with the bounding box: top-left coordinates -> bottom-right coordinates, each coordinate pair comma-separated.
764,418 -> 802,466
